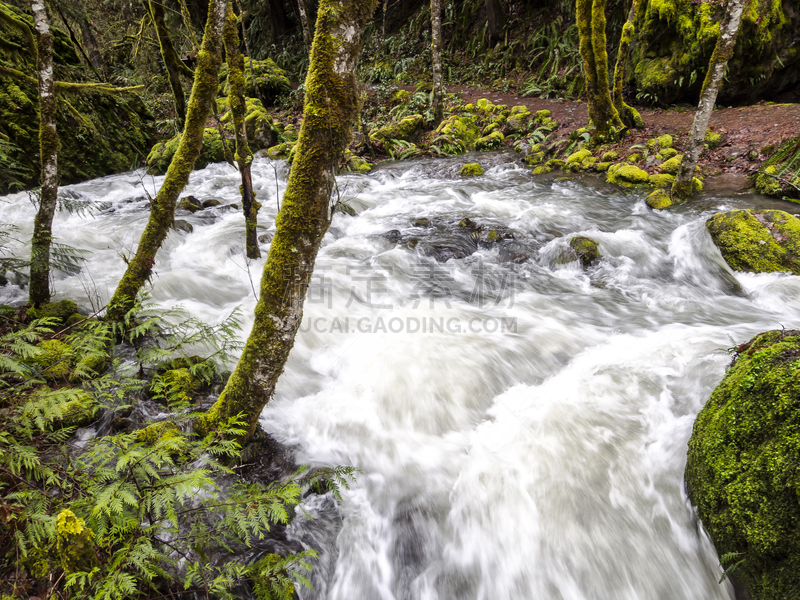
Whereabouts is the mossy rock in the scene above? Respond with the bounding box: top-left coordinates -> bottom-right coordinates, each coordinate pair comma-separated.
607,163 -> 650,186
686,329 -> 800,600
146,128 -> 229,175
266,141 -> 295,160
566,149 -> 593,165
545,159 -> 565,170
219,57 -> 290,106
648,173 -> 675,188
475,130 -> 504,150
71,351 -> 107,382
392,89 -> 410,104
569,236 -> 600,267
647,134 -> 674,151
26,299 -> 78,325
626,153 -> 642,163
593,162 -> 612,172
412,218 -> 430,227
483,122 -> 501,136
29,339 -> 73,380
524,151 -> 546,166
27,386 -> 98,429
56,509 -> 96,574
754,165 -> 783,196
179,196 -> 203,213
135,421 -> 183,445
704,130 -> 723,150
532,165 -> 552,175
659,154 -> 683,175
706,209 -> 800,274
505,106 -> 531,134
371,114 -> 424,143
753,138 -> 800,197
436,115 -> 481,151
646,189 -> 672,209
459,162 -> 484,176
343,150 -> 371,174
601,151 -> 619,162
656,147 -> 678,160
475,98 -> 496,112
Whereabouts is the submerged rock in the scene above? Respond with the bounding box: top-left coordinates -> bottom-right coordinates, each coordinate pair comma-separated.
569,236 -> 600,267
178,196 -> 203,213
706,209 -> 800,274
686,329 -> 800,600
459,162 -> 484,176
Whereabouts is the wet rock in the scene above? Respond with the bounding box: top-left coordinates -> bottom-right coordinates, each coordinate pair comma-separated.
258,232 -> 273,244
382,230 -> 403,244
459,162 -> 484,176
412,218 -> 430,227
649,173 -> 675,188
569,236 -> 600,267
706,209 -> 800,274
607,164 -> 650,186
371,114 -> 424,143
27,299 -> 78,325
173,219 -> 194,234
659,155 -> 683,175
179,196 -> 203,213
646,189 -> 673,210
686,329 -> 800,600
202,199 -> 221,208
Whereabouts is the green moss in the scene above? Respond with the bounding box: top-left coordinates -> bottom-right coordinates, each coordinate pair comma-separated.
534,110 -> 551,122
648,173 -> 674,188
475,130 -> 504,150
646,188 -> 672,209
569,236 -> 600,267
146,128 -> 230,175
218,57 -> 290,106
546,159 -> 565,170
29,339 -> 72,380
483,122 -> 500,136
601,151 -> 619,161
594,161 -> 612,172
686,329 -> 800,600
627,153 -> 642,163
371,114 -> 424,142
266,141 -> 296,159
26,299 -> 78,324
436,114 -> 481,150
706,209 -> 800,274
343,149 -> 371,173
56,509 -> 96,574
532,165 -> 552,175
607,163 -> 650,185
392,89 -> 410,104
660,154 -> 683,175
566,149 -> 593,164
475,98 -> 496,112
505,106 -> 531,134
459,162 -> 484,176
524,151 -> 546,166
657,147 -> 678,160
704,130 -> 723,150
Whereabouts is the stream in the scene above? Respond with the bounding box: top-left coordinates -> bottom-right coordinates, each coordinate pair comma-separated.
3,152 -> 800,600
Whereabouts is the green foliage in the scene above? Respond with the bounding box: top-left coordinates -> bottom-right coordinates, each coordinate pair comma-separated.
0,307 -> 355,599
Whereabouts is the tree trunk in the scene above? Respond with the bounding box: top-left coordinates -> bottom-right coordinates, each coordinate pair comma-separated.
576,0 -> 624,144
223,3 -> 261,259
485,0 -> 505,44
29,0 -> 59,308
106,0 -> 228,323
431,0 -> 444,126
297,0 -> 313,52
144,0 -> 191,128
672,0 -> 746,199
197,0 -> 379,441
612,0 -> 643,129
177,0 -> 201,51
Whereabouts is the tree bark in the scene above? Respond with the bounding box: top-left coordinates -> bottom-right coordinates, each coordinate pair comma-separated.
576,0 -> 624,144
144,0 -> 192,128
106,0 -> 228,323
431,0 -> 444,126
297,0 -> 313,52
612,0 -> 643,129
197,0 -> 379,441
672,0 -> 746,199
485,0 -> 505,44
223,3 -> 261,259
28,0 -> 59,308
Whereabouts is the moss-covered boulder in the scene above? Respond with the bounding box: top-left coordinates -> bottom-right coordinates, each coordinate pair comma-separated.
505,105 -> 531,134
659,154 -> 683,175
566,149 -> 593,165
607,163 -> 650,186
29,339 -> 73,380
704,130 -> 723,150
26,299 -> 78,325
686,329 -> 800,600
342,149 -> 371,174
146,128 -> 228,175
459,162 -> 484,176
371,114 -> 424,143
753,137 -> 800,198
646,189 -> 672,209
656,147 -> 678,160
706,209 -> 800,274
178,196 -> 203,213
218,57 -> 290,106
569,236 -> 600,267
436,115 -> 481,151
649,173 -> 675,188
475,130 -> 504,150
633,0 -> 800,105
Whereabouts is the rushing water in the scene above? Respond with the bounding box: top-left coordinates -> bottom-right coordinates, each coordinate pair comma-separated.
4,153 -> 800,600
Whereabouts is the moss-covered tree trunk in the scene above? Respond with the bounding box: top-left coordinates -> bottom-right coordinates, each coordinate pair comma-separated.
576,0 -> 624,144
106,0 -> 228,323
431,0 -> 444,126
144,0 -> 193,128
612,0 -> 643,129
223,3 -> 260,259
672,0 -> 745,199
197,0 -> 379,441
28,0 -> 59,308
297,0 -> 313,52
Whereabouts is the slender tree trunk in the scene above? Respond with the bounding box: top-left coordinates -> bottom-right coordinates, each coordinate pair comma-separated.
177,0 -> 201,51
144,0 -> 192,128
29,0 -> 59,308
612,0 -> 643,129
672,0 -> 745,199
485,0 -> 505,44
431,0 -> 444,126
106,0 -> 228,323
297,0 -> 313,52
576,0 -> 624,144
197,0 -> 379,441
223,3 -> 261,259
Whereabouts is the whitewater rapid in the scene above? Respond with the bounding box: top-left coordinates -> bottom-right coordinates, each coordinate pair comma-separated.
3,152 -> 799,599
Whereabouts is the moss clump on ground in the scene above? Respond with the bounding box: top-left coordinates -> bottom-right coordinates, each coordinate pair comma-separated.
659,154 -> 683,174
607,163 -> 650,185
218,58 -> 290,106
686,329 -> 800,600
370,114 -> 424,143
649,173 -> 675,188
26,299 -> 78,324
475,130 -> 504,150
706,209 -> 800,274
646,188 -> 672,209
459,162 -> 483,176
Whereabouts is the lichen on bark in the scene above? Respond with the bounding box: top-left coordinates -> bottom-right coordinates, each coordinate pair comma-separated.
430,0 -> 444,126
106,0 -> 228,323
197,0 -> 379,441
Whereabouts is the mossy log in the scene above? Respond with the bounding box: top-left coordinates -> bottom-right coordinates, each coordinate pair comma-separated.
106,0 -> 228,323
672,0 -> 745,199
223,4 -> 260,260
28,0 -> 59,308
197,0 -> 379,441
576,0 -> 625,144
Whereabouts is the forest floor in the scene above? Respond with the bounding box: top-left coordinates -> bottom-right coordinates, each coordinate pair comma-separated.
399,85 -> 800,193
